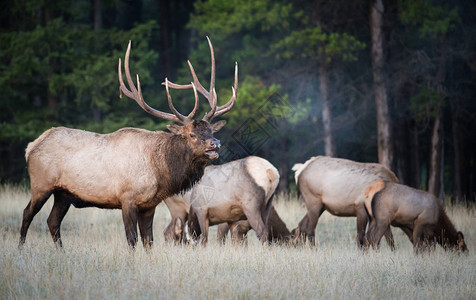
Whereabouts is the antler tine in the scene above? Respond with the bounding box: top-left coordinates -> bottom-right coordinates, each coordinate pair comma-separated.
215,62 -> 238,112
206,62 -> 238,121
202,37 -> 218,122
159,37 -> 237,123
118,41 -> 183,123
163,61 -> 211,100
185,82 -> 200,122
211,86 -> 237,120
165,78 -> 199,124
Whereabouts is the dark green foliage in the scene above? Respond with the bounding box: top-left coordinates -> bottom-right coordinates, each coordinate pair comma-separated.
0,0 -> 475,201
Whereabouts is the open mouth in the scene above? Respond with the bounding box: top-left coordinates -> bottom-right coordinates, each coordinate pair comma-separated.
205,150 -> 219,159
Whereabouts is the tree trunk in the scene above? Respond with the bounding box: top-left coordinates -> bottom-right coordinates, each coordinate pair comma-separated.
394,116 -> 409,185
410,121 -> 421,188
318,64 -> 336,157
428,110 -> 443,201
370,0 -> 393,170
450,101 -> 462,203
428,39 -> 447,203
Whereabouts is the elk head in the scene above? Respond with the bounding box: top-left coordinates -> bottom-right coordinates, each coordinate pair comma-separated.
118,37 -> 238,160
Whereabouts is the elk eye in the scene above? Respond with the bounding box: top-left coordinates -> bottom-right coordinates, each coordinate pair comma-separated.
190,133 -> 196,138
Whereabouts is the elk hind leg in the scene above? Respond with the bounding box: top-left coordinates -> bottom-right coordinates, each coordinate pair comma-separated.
47,191 -> 71,248
243,206 -> 268,244
356,208 -> 369,248
366,220 -> 389,250
383,228 -> 395,251
19,190 -> 52,247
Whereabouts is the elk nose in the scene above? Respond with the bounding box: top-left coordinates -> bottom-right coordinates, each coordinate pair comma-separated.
210,139 -> 221,149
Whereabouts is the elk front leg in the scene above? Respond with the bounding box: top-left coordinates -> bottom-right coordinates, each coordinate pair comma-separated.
138,208 -> 155,249
400,226 -> 413,243
122,204 -> 139,248
47,192 -> 71,248
412,223 -> 425,254
195,207 -> 209,246
217,223 -> 230,245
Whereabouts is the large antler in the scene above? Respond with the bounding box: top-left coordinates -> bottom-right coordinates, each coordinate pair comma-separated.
118,41 -> 199,125
164,37 -> 238,123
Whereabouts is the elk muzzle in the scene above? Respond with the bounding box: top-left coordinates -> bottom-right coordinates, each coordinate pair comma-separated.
205,138 -> 221,159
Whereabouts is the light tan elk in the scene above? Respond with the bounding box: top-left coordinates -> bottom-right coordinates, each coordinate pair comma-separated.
180,156 -> 279,245
216,206 -> 291,244
291,156 -> 399,248
363,180 -> 468,253
20,37 -> 238,249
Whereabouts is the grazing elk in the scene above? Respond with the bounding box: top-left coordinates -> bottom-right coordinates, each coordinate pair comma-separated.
163,195 -> 289,245
216,206 -> 291,244
20,37 -> 238,249
291,156 -> 399,248
363,180 -> 468,253
179,156 -> 279,245
163,156 -> 280,245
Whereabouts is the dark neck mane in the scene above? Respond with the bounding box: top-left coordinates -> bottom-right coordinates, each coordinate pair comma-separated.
435,205 -> 459,248
155,134 -> 208,198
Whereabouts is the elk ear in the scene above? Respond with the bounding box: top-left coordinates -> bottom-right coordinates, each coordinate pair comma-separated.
174,217 -> 183,238
211,120 -> 226,133
167,124 -> 183,135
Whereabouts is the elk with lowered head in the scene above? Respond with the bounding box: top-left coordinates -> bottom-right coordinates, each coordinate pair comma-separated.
291,156 -> 399,248
20,37 -> 238,249
363,180 -> 468,253
180,156 -> 279,245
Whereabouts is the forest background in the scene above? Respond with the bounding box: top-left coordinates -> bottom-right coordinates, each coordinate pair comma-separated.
1,0 -> 475,202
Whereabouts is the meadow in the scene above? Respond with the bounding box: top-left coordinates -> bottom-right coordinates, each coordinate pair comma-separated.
1,185 -> 475,299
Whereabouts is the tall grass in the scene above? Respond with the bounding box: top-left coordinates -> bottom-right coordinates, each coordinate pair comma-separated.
1,186 -> 475,299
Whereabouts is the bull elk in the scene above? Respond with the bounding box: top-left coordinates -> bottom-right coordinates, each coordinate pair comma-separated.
291,156 -> 399,248
19,37 -> 238,249
363,180 -> 468,253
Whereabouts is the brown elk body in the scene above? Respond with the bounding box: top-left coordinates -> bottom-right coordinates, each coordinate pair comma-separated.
177,156 -> 279,245
20,37 -> 238,248
291,156 -> 399,247
363,180 -> 468,253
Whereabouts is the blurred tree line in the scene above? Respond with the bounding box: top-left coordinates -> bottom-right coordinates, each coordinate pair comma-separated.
1,0 -> 475,202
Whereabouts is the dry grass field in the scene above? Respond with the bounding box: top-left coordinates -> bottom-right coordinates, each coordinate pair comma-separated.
1,185 -> 475,299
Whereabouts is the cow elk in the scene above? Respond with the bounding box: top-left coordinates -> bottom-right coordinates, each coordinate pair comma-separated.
20,37 -> 238,249
363,180 -> 468,253
291,156 -> 399,248
164,156 -> 279,245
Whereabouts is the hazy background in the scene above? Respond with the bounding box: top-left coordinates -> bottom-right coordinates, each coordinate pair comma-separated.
1,0 -> 475,202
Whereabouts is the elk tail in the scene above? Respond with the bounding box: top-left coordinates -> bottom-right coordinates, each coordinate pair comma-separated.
291,163 -> 304,185
292,156 -> 319,185
25,128 -> 55,162
363,180 -> 386,218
